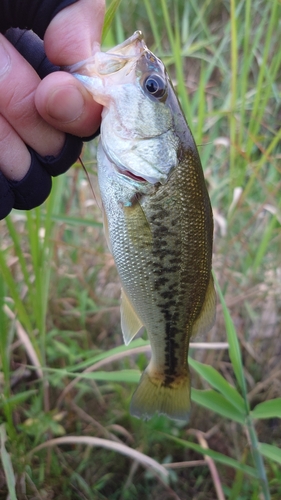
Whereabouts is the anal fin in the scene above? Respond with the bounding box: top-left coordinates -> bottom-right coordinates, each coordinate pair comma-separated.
191,274 -> 216,338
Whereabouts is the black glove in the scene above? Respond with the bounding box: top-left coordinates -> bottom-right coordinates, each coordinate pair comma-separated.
0,0 -> 98,220
0,0 -> 78,40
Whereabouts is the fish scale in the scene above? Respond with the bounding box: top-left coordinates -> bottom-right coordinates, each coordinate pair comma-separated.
69,31 -> 216,421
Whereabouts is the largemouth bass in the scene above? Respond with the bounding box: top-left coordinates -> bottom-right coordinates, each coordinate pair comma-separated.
69,31 -> 216,422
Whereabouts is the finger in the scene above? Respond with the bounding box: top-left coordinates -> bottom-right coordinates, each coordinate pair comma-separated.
0,34 -> 65,158
0,114 -> 30,180
5,28 -> 60,80
35,71 -> 102,137
40,0 -> 105,137
44,0 -> 105,65
5,29 -> 99,140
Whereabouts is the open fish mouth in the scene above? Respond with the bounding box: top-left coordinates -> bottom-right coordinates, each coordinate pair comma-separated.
66,31 -> 147,78
104,30 -> 146,58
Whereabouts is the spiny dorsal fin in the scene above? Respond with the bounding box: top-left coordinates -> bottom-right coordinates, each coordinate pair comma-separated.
191,275 -> 216,338
120,288 -> 143,345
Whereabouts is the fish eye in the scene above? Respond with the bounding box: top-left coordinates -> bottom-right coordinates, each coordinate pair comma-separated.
144,75 -> 166,98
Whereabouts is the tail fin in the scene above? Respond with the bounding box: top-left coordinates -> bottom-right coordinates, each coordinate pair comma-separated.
130,367 -> 190,422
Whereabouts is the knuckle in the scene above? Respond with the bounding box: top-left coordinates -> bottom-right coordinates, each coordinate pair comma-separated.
2,83 -> 36,125
0,115 -> 15,146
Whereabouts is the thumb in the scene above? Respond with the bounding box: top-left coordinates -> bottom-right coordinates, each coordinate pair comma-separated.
44,0 -> 105,66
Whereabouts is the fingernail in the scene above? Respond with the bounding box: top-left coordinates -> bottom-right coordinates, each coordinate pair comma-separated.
47,86 -> 85,123
0,41 -> 11,77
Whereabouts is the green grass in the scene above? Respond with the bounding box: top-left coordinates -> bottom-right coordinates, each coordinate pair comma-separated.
0,0 -> 281,498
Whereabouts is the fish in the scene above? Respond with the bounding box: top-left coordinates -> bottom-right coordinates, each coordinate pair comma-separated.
68,31 -> 216,422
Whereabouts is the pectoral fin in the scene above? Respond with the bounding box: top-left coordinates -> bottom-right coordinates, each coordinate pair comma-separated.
123,201 -> 153,249
120,288 -> 144,345
191,274 -> 216,337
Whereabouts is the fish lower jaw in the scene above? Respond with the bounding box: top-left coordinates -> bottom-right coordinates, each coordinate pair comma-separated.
116,165 -> 147,183
114,164 -> 165,185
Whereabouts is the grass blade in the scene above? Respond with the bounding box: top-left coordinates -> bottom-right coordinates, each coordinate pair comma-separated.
29,436 -> 169,482
246,417 -> 270,499
191,389 -> 245,424
251,399 -> 281,420
189,358 -> 246,415
259,443 -> 281,466
0,248 -> 32,331
213,273 -> 248,403
46,367 -> 141,384
0,390 -> 38,409
43,214 -> 102,228
0,424 -> 17,500
163,434 -> 258,479
102,0 -> 123,42
229,0 -> 238,188
143,0 -> 162,50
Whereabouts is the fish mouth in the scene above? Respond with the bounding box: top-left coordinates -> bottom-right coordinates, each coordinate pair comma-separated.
117,168 -> 147,183
117,167 -> 163,185
115,164 -> 157,184
115,163 -> 164,185
66,31 -> 147,78
102,147 -> 160,185
105,31 -> 146,58
101,147 -> 148,183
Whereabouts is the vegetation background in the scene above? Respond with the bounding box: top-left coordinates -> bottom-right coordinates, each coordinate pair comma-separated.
0,0 -> 280,498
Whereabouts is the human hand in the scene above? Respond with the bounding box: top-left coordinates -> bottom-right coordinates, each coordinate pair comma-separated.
0,0 -> 105,219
